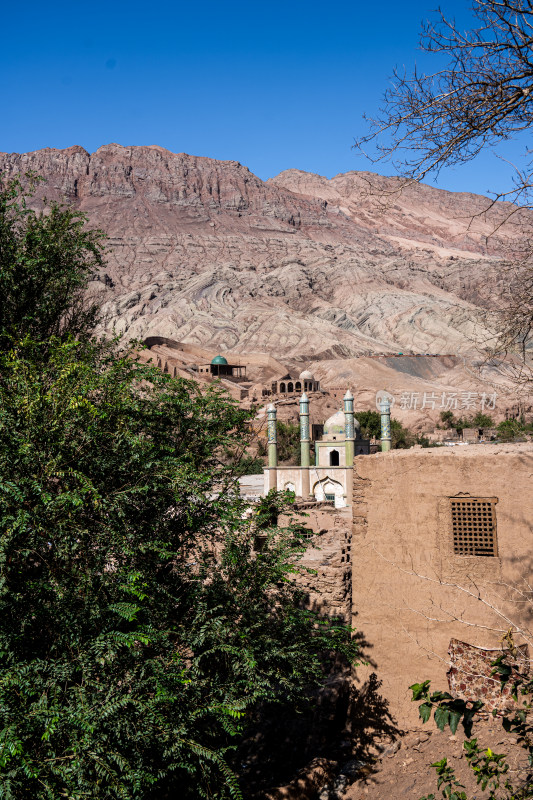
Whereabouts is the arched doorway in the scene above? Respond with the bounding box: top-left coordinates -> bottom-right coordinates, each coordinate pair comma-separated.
288,382 -> 294,393
280,383 -> 286,393
295,382 -> 301,392
329,449 -> 340,466
312,477 -> 346,508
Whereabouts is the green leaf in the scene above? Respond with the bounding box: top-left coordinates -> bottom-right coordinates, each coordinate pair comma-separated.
108,602 -> 141,622
435,706 -> 450,731
449,710 -> 461,735
410,680 -> 431,701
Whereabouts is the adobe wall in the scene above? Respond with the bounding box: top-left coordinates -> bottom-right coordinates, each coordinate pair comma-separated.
351,443 -> 533,727
282,506 -> 353,621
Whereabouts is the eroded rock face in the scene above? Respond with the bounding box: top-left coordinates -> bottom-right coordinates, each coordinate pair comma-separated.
0,144 -> 527,359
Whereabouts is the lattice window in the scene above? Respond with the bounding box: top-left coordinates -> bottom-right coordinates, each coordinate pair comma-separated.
450,497 -> 498,557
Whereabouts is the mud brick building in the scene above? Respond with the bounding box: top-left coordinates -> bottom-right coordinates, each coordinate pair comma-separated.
351,443 -> 533,726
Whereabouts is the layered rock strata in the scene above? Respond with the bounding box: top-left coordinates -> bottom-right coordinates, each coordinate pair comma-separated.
1,143 -> 525,361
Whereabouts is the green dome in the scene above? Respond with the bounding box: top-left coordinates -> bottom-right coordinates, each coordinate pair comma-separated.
211,355 -> 228,366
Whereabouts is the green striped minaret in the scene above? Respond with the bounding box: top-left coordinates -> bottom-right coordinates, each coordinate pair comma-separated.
266,403 -> 278,490
299,393 -> 311,467
380,395 -> 392,452
300,392 -> 311,498
344,389 -> 355,467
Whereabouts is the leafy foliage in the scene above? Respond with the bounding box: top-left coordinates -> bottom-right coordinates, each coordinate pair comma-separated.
419,757 -> 468,800
410,682 -> 483,738
390,418 -> 414,449
496,417 -> 533,441
223,446 -> 265,476
354,410 -> 381,439
355,409 -> 416,449
439,411 -> 496,434
440,411 -> 456,429
411,655 -> 533,800
0,176 -> 104,349
471,413 -> 495,429
276,420 -> 301,464
0,179 -> 358,798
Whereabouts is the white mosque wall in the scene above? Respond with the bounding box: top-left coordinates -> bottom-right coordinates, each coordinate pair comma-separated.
315,443 -> 347,467
263,467 -> 304,498
263,467 -> 352,508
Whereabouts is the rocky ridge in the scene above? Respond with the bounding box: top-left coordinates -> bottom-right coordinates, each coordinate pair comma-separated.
1,143 -> 526,365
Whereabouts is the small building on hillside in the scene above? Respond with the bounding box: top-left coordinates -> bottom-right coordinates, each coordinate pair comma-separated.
197,355 -> 247,381
462,426 -> 498,442
266,370 -> 321,397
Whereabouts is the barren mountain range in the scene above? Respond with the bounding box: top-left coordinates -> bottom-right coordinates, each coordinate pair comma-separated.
1,143 -> 531,420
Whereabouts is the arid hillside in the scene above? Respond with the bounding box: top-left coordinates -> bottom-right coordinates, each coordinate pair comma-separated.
1,144 -> 527,364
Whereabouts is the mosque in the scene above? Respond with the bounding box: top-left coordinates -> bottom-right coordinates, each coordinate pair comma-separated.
263,391 -> 391,507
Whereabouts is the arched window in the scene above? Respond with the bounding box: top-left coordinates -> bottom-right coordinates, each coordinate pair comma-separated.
295,381 -> 301,392
329,449 -> 340,466
280,383 -> 286,393
288,382 -> 294,393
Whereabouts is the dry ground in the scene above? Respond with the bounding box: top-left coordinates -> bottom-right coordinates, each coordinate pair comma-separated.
346,719 -> 530,800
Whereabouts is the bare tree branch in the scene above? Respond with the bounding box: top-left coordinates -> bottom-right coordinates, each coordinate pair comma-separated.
356,0 -> 533,382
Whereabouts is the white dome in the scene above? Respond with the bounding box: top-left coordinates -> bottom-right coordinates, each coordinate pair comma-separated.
324,410 -> 345,434
299,370 -> 314,381
323,409 -> 360,435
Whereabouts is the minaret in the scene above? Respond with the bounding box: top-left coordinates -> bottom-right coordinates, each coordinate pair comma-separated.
300,392 -> 311,498
344,389 -> 355,467
266,403 -> 278,491
380,394 -> 392,452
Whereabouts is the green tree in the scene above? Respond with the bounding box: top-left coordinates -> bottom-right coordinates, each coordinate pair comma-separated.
497,417 -> 527,441
354,410 -> 381,439
356,409 -> 415,448
471,413 -> 495,429
391,418 -> 414,449
440,411 -> 495,435
0,176 -> 104,348
0,179 -> 357,799
277,420 -> 301,463
440,411 -> 456,429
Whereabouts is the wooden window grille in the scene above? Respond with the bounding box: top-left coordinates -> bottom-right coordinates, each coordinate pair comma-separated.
450,497 -> 498,557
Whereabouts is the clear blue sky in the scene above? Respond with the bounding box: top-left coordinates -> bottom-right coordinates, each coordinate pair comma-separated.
0,0 -> 525,197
